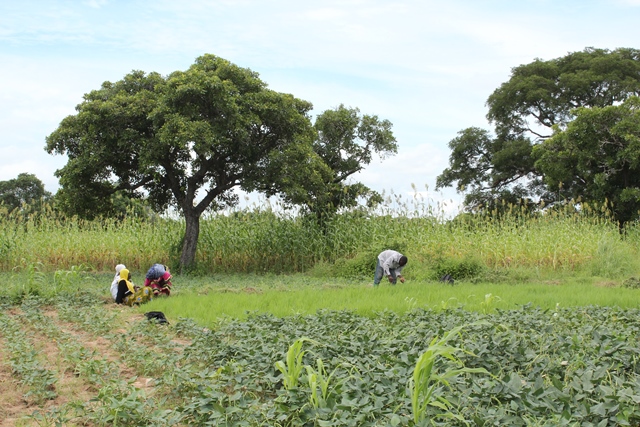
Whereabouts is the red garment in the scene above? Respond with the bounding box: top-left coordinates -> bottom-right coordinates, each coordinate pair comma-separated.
145,272 -> 172,296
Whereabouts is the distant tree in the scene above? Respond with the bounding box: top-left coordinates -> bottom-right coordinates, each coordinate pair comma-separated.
269,104 -> 397,222
437,47 -> 640,218
534,96 -> 640,226
0,173 -> 51,213
46,54 -> 315,269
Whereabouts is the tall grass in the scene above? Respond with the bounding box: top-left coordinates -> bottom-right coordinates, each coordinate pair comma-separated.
0,208 -> 180,272
1,195 -> 639,280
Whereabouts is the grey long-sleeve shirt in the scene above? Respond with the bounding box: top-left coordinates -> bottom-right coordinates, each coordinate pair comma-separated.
378,250 -> 405,276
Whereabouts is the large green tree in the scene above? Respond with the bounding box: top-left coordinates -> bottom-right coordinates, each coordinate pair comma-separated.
437,47 -> 640,217
46,54 -> 316,269
0,173 -> 51,213
534,96 -> 640,225
267,104 -> 397,222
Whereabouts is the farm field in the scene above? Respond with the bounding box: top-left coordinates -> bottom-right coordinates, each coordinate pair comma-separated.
2,202 -> 640,425
2,271 -> 640,426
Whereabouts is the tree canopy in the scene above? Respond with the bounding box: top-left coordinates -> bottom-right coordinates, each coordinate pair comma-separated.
0,173 -> 51,214
269,104 -> 397,221
534,96 -> 640,225
436,47 -> 640,222
46,54 -> 397,268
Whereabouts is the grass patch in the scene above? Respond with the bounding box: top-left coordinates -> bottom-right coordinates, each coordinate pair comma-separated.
139,276 -> 640,327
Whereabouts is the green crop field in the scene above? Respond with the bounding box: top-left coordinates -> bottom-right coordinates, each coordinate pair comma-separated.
1,198 -> 640,426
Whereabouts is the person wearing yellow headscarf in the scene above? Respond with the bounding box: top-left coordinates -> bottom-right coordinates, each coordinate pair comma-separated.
114,268 -> 153,306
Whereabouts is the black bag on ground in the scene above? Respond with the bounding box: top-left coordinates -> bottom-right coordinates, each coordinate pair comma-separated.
439,274 -> 455,285
145,311 -> 169,324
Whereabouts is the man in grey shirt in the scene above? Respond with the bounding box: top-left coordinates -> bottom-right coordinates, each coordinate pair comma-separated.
374,249 -> 408,286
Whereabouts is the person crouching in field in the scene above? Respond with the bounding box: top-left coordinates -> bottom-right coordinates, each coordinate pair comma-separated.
374,250 -> 408,286
144,263 -> 173,297
115,268 -> 153,306
110,263 -> 126,302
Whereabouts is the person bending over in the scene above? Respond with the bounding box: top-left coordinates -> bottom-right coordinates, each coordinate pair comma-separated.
144,263 -> 173,297
374,250 -> 407,286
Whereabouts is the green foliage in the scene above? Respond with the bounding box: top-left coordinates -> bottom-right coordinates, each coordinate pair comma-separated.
478,293 -> 502,314
84,382 -> 170,426
44,56 -> 399,270
587,235 -> 639,279
7,284 -> 640,425
1,191 -> 640,285
431,256 -> 485,281
437,47 -> 640,223
436,127 -> 537,213
4,262 -> 98,304
0,310 -> 59,404
166,305 -> 640,425
622,277 -> 640,289
276,104 -> 397,223
535,96 -> 640,225
410,323 -> 490,424
306,358 -> 353,410
45,54 -> 317,268
332,249 -> 378,279
275,337 -> 319,390
0,172 -> 51,214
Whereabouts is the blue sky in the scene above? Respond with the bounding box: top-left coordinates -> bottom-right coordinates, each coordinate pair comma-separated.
1,0 -> 639,214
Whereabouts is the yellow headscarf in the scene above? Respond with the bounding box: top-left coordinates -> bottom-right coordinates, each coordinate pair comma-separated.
119,268 -> 135,294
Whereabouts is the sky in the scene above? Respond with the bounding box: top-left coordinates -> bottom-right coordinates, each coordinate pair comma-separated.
1,0 -> 640,215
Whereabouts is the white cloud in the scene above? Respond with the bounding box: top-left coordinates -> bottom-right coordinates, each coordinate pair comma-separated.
84,0 -> 109,8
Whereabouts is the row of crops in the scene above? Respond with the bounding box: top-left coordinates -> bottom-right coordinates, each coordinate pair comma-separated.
2,295 -> 640,426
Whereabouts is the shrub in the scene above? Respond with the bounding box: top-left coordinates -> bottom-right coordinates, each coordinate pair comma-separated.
622,277 -> 640,289
332,250 -> 377,279
432,257 -> 485,282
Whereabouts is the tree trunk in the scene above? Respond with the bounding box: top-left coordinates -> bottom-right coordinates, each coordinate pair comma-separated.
180,209 -> 200,272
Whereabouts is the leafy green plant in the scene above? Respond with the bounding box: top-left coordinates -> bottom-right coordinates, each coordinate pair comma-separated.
479,293 -> 502,314
305,358 -> 353,409
85,382 -> 168,426
29,406 -> 76,427
437,297 -> 460,310
331,253 -> 376,279
275,337 -> 318,390
409,323 -> 490,425
52,264 -> 93,294
0,311 -> 59,404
